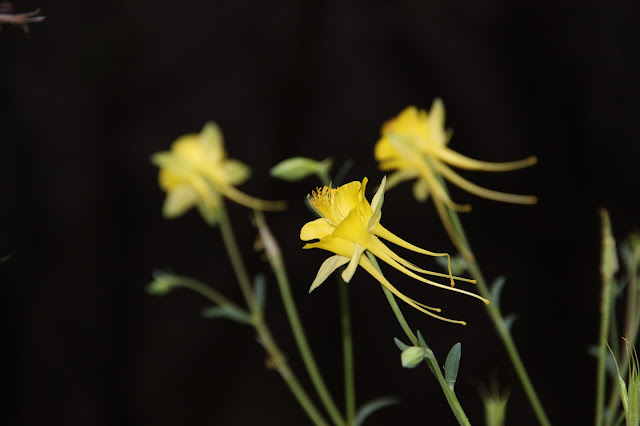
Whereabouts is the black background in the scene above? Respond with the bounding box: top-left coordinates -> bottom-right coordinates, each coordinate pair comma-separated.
1,1 -> 639,425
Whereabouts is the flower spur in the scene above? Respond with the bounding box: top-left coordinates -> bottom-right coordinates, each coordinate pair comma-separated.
300,176 -> 489,325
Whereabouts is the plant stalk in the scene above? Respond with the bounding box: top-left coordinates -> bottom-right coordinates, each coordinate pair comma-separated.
253,210 -> 346,426
216,203 -> 329,426
367,252 -> 471,426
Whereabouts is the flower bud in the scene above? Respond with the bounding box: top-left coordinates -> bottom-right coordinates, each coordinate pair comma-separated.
401,346 -> 426,369
270,157 -> 332,182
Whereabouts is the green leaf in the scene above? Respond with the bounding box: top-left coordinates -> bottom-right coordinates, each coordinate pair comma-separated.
201,306 -> 251,324
588,344 -> 619,378
444,343 -> 462,390
490,276 -> 506,310
417,330 -> 428,348
354,396 -> 400,426
253,273 -> 266,311
394,337 -> 410,352
503,314 -> 518,332
434,254 -> 468,276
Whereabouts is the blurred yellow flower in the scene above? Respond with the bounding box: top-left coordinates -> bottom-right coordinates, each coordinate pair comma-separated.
375,99 -> 537,211
152,122 -> 286,225
374,99 -> 537,259
301,176 -> 488,325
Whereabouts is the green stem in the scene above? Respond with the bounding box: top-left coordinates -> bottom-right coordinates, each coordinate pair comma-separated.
366,252 -> 471,426
320,173 -> 356,426
217,201 -> 259,314
253,211 -> 346,426
440,198 -> 551,426
216,203 -> 329,426
338,278 -> 356,424
605,239 -> 640,426
596,209 -> 616,426
171,275 -> 245,313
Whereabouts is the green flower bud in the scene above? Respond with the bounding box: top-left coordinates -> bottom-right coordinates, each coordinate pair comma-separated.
270,157 -> 332,182
147,271 -> 181,296
401,346 -> 426,368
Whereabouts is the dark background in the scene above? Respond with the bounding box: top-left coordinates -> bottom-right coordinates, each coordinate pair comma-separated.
1,1 -> 639,425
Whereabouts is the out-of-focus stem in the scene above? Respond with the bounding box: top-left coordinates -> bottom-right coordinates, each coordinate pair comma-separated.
254,210 -> 346,426
216,203 -> 329,426
596,209 -> 616,426
432,187 -> 550,426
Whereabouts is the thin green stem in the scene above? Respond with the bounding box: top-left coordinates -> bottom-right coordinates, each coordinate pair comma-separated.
217,201 -> 259,314
438,196 -> 551,426
170,275 -> 246,312
338,278 -> 356,425
605,240 -> 640,425
254,210 -> 346,426
596,209 -> 616,426
366,252 -> 471,426
216,203 -> 329,426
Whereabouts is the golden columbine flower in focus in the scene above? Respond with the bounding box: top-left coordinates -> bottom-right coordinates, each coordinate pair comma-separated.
374,99 -> 537,258
300,176 -> 488,325
151,122 -> 286,225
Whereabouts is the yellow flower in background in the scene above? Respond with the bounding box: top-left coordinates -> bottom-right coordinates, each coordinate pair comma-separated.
374,99 -> 537,212
301,176 -> 488,325
152,122 -> 286,225
374,99 -> 537,259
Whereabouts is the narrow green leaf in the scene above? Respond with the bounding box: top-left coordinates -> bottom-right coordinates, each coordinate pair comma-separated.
588,344 -> 619,378
490,276 -> 506,310
201,306 -> 251,324
353,396 -> 400,426
434,254 -> 468,276
394,337 -> 410,352
444,343 -> 462,390
503,313 -> 518,332
627,345 -> 640,426
417,330 -> 428,348
253,273 -> 266,311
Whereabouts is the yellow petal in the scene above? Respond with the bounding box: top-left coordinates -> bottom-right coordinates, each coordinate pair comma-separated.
435,147 -> 537,172
385,170 -> 419,191
374,137 -> 399,162
198,121 -> 225,163
303,235 -> 356,259
342,244 -> 365,282
412,178 -> 430,202
416,158 -> 471,212
434,161 -> 537,205
374,223 -> 448,258
162,185 -> 199,218
300,218 -> 335,241
426,98 -> 449,147
223,159 -> 251,185
332,207 -> 372,248
309,255 -> 350,293
335,179 -> 364,218
369,176 -> 387,226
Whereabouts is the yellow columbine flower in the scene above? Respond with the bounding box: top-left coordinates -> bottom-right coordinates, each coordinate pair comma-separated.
374,99 -> 537,257
151,122 -> 286,225
300,176 -> 488,325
